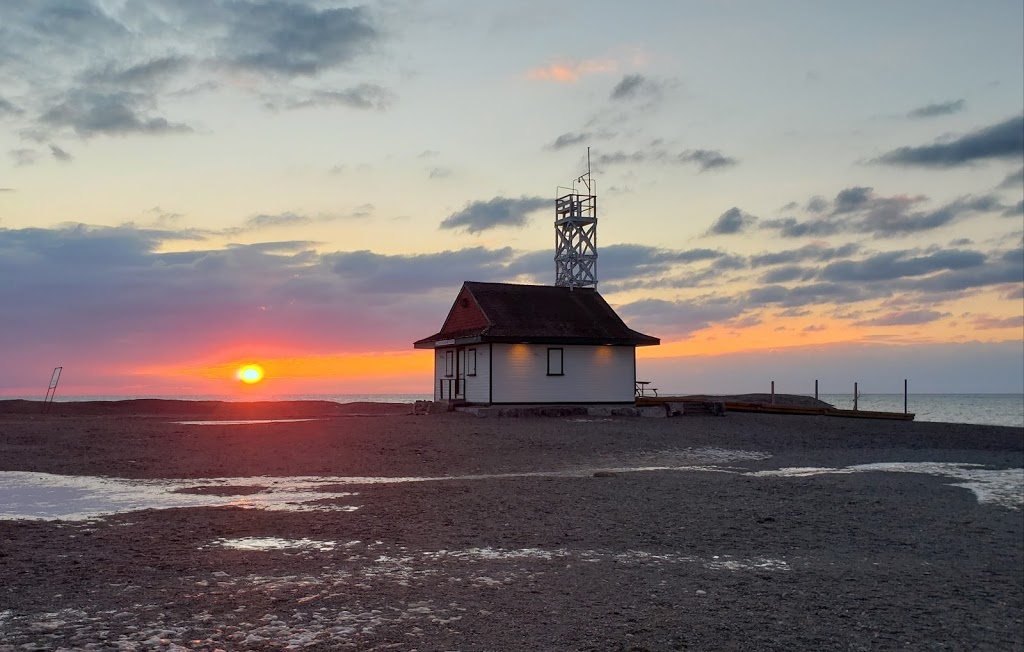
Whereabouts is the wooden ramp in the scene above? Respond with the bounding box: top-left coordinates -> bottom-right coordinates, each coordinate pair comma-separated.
636,396 -> 915,421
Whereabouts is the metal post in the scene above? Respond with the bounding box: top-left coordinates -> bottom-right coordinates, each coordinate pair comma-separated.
854,382 -> 858,411
770,380 -> 775,404
43,367 -> 62,413
904,379 -> 908,414
815,379 -> 819,401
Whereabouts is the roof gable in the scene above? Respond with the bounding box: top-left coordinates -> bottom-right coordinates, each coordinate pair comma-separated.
438,284 -> 490,335
413,281 -> 659,348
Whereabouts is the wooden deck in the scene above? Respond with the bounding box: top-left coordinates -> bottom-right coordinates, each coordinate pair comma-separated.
636,396 -> 915,421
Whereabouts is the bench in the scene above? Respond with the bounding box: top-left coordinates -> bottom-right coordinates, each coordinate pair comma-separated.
635,381 -> 658,397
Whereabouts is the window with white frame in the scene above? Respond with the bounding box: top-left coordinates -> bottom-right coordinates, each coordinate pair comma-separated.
467,348 -> 477,376
444,350 -> 454,377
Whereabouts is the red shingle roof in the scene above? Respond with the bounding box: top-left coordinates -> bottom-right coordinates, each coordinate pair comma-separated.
413,281 -> 659,348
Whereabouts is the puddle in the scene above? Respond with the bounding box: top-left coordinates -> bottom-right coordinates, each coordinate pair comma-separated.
748,462 -> 1024,509
2,453 -> 1019,521
212,537 -> 352,552
173,418 -> 318,425
0,472 -> 361,521
0,447 -> 762,521
0,536 -> 800,650
0,466 -> 732,521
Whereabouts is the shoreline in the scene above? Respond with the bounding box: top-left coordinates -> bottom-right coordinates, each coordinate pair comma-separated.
3,394 -> 1021,428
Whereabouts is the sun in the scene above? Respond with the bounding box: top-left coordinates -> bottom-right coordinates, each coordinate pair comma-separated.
236,364 -> 265,385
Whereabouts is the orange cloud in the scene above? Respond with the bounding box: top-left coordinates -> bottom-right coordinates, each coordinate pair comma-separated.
524,58 -> 617,82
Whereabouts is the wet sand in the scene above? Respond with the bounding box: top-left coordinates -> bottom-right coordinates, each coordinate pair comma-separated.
1,401 -> 1022,651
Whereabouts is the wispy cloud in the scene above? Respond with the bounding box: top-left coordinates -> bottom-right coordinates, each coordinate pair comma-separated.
547,131 -> 594,151
49,144 -> 73,162
707,207 -> 757,235
593,145 -> 738,173
39,90 -> 192,138
906,99 -> 966,119
760,187 -> 1009,238
0,1 -> 390,143
875,114 -> 1024,167
439,196 -> 549,233
524,58 -> 616,83
9,149 -> 38,167
854,310 -> 948,327
608,74 -> 666,101
264,84 -> 395,111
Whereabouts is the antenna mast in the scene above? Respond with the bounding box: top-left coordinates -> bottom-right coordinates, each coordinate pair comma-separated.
554,148 -> 598,289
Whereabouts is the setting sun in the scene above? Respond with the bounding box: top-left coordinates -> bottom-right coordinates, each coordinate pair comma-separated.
236,364 -> 264,385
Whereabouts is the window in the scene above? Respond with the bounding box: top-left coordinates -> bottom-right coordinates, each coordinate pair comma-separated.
444,350 -> 454,377
467,348 -> 477,376
547,348 -> 564,376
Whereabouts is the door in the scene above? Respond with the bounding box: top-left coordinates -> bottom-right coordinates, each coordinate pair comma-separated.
455,348 -> 467,400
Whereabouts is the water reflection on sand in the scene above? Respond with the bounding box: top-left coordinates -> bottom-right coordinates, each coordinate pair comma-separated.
0,451 -> 1020,521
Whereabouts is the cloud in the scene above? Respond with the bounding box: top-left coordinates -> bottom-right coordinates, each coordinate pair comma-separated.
439,196 -> 549,234
245,212 -> 313,229
875,114 -> 1024,167
598,244 -> 724,281
207,2 -> 378,77
707,207 -> 757,235
820,249 -> 986,283
833,186 -> 872,213
1005,200 -> 1024,217
593,145 -> 738,173
853,310 -> 947,327
750,243 -> 860,267
678,149 -> 737,171
762,266 -> 814,283
805,196 -> 829,213
0,97 -> 23,116
970,315 -> 1024,330
85,57 -> 191,89
428,167 -> 452,179
998,167 -> 1023,189
745,282 -> 872,309
265,84 -> 395,111
547,131 -> 592,151
49,144 -> 73,162
0,1 -> 388,146
641,341 -> 1024,394
617,296 -> 745,337
524,59 -> 616,82
609,74 -> 645,100
10,149 -> 38,166
609,74 -> 666,101
761,187 -> 1009,238
907,99 -> 966,119
325,246 -> 518,293
39,90 -> 191,137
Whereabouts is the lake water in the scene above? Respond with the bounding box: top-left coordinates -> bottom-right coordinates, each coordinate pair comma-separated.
5,393 -> 1021,428
817,393 -> 1023,428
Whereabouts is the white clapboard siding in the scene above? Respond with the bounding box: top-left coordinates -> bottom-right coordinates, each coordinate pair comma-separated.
490,343 -> 635,403
463,345 -> 490,404
432,346 -> 491,402
432,348 -> 454,400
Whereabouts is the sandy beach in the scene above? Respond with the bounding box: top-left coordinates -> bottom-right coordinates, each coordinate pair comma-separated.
1,400 -> 1022,651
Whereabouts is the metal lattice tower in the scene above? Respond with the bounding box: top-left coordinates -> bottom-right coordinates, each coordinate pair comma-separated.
554,154 -> 597,289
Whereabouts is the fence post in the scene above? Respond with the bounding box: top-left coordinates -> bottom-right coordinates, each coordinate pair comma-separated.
815,379 -> 818,401
904,379 -> 908,414
854,382 -> 858,411
771,380 -> 775,404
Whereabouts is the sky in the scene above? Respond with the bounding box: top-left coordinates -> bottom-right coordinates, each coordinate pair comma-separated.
1,0 -> 1022,398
